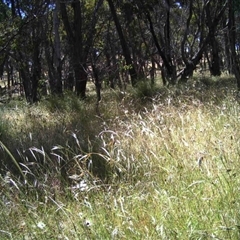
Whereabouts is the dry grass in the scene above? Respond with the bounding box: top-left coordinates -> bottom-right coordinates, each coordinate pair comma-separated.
0,75 -> 240,239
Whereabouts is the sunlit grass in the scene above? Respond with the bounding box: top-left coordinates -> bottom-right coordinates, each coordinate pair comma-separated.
0,76 -> 240,239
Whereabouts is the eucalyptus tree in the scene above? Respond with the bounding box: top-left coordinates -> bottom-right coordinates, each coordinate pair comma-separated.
119,0 -> 229,84
205,1 -> 222,76
228,0 -> 240,91
175,0 -> 228,81
107,0 -> 139,86
120,1 -> 154,81
0,0 -> 239,101
102,18 -> 122,89
0,1 -> 11,82
44,0 -> 63,95
131,0 -> 178,85
3,0 -> 50,103
59,0 -> 103,99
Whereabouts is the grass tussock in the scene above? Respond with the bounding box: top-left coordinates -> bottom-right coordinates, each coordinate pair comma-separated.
0,75 -> 240,239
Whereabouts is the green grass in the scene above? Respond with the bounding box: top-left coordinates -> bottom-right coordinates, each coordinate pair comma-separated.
0,76 -> 240,239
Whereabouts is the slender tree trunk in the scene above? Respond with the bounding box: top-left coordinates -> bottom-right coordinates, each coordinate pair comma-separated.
150,57 -> 155,84
107,0 -> 138,86
74,64 -> 88,99
31,42 -> 41,103
71,1 -> 87,98
60,1 -> 87,98
224,31 -> 232,73
205,2 -> 221,76
144,7 -> 176,85
60,0 -> 103,98
18,31 -> 41,103
65,70 -> 74,91
164,0 -> 172,65
228,0 -> 240,91
209,36 -> 221,76
20,68 -> 31,103
52,0 -> 62,94
7,60 -> 12,98
179,1 -> 227,81
105,28 -> 121,89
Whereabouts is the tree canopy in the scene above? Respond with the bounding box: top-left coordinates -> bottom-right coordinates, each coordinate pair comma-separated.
0,0 -> 239,103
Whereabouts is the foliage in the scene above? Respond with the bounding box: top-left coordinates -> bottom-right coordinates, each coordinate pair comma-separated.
132,79 -> 158,99
0,0 -> 239,101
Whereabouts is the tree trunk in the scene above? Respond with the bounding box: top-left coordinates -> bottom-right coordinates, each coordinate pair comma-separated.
224,31 -> 233,74
71,1 -> 86,98
107,0 -> 138,86
179,1 -> 227,82
60,0 -> 103,98
52,0 -> 62,94
18,31 -> 41,103
228,0 -> 240,91
150,57 -> 155,85
59,1 -> 87,98
209,36 -> 221,76
144,8 -> 176,85
205,2 -> 221,77
31,29 -> 41,103
74,64 -> 88,99
20,68 -> 31,103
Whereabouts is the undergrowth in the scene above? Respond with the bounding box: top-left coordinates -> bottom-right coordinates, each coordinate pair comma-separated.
0,75 -> 240,239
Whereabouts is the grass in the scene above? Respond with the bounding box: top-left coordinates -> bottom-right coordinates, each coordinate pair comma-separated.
0,75 -> 240,239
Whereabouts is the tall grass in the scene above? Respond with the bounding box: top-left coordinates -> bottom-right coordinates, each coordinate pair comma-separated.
0,76 -> 240,239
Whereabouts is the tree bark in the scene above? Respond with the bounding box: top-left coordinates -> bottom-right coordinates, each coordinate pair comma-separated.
60,0 -> 103,98
209,36 -> 221,76
107,0 -> 138,86
228,0 -> 240,91
144,6 -> 176,85
179,1 -> 227,81
205,2 -> 221,76
59,1 -> 87,98
52,0 -> 62,94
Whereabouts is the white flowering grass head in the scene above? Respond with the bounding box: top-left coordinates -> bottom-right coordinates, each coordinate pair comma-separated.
37,221 -> 46,230
84,219 -> 92,228
71,180 -> 89,192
